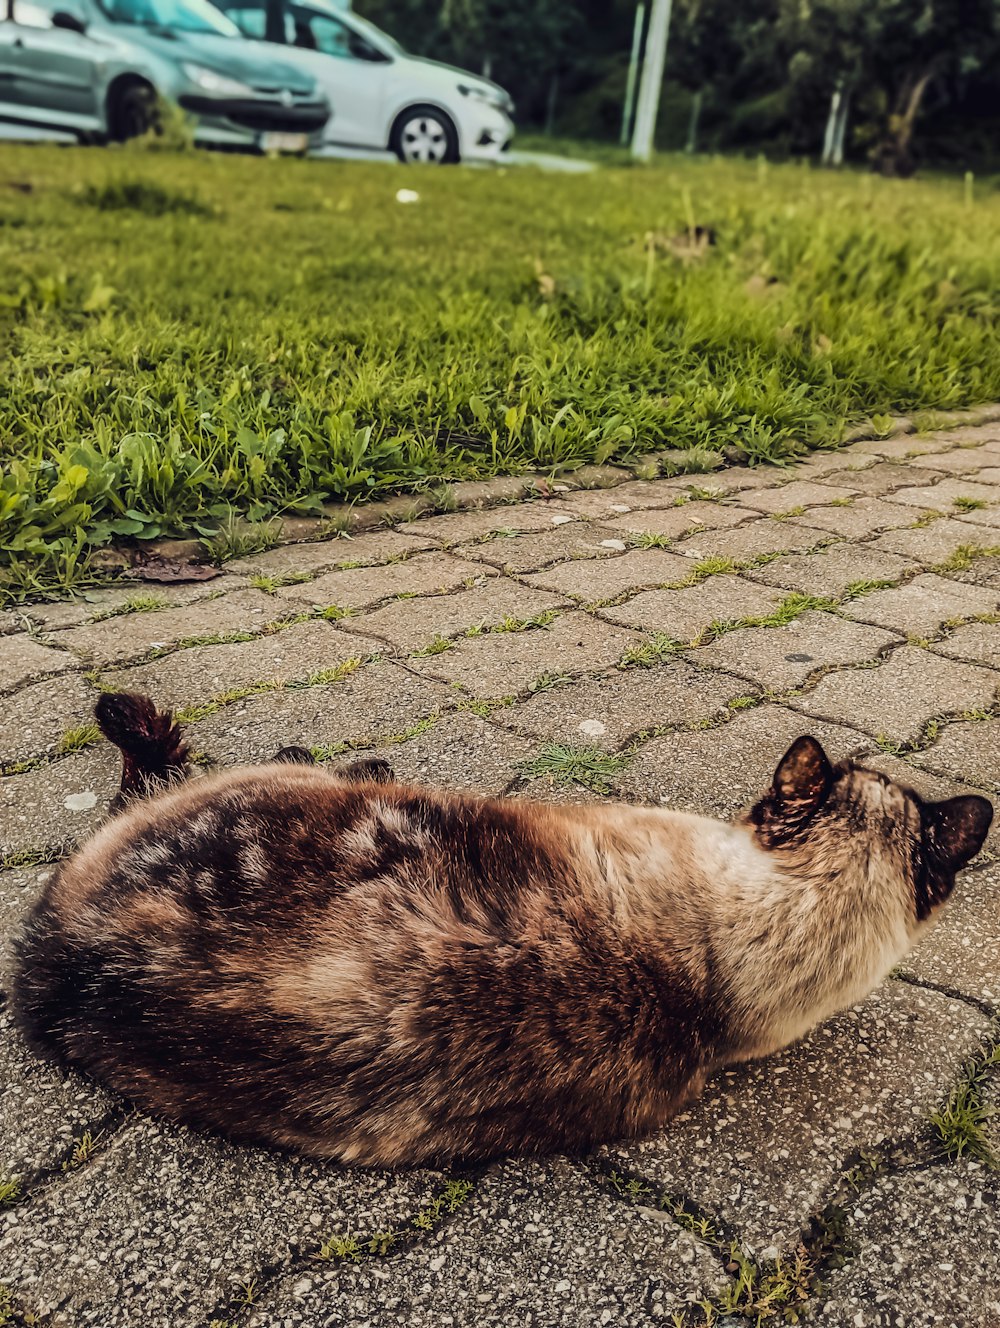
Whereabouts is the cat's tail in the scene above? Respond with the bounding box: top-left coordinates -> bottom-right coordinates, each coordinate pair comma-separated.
95,691 -> 190,811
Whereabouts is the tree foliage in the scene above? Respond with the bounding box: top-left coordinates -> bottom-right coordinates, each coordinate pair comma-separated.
355,0 -> 1000,169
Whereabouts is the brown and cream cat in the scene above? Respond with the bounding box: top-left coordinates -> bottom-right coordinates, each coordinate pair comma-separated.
12,691 -> 992,1167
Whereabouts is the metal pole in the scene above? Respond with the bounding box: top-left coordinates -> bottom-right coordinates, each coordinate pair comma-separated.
620,2 -> 646,147
630,0 -> 672,162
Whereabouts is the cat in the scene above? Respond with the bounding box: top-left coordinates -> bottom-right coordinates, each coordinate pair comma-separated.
11,691 -> 992,1167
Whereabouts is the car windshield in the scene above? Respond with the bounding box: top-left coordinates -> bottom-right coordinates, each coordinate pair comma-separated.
101,0 -> 240,36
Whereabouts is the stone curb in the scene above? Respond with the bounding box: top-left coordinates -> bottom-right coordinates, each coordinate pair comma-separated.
122,405 -> 1000,569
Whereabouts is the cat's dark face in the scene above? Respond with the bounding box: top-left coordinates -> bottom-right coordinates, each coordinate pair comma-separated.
745,736 -> 993,924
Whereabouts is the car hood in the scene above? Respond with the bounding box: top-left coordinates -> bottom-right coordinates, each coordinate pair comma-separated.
125,28 -> 318,93
404,54 -> 510,101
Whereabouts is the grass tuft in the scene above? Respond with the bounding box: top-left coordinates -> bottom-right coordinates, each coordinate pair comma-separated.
930,1043 -> 1000,1166
518,743 -> 627,793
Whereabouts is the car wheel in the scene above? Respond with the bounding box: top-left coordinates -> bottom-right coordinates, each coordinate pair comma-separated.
390,105 -> 459,165
108,81 -> 159,143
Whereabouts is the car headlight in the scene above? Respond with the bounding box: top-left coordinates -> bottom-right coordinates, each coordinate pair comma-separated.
182,63 -> 255,97
457,82 -> 512,115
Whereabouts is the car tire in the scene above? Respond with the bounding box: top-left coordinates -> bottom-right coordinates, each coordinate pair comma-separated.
108,81 -> 159,143
389,105 -> 459,165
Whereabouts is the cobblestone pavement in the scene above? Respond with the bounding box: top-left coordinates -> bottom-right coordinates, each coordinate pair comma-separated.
2,421 -> 1000,1328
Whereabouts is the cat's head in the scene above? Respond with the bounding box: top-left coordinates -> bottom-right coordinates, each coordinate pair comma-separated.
745,735 -> 992,925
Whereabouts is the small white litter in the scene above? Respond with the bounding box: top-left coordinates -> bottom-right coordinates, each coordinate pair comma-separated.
578,719 -> 607,738
64,791 -> 98,812
395,188 -> 420,204
599,539 -> 627,551
550,514 -> 573,526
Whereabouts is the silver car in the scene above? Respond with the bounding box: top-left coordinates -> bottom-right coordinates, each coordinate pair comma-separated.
0,0 -> 331,152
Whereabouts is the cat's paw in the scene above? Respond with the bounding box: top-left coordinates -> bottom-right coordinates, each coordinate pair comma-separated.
272,746 -> 317,766
341,758 -> 395,784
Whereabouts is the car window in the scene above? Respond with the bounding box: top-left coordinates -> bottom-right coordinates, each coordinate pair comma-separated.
98,0 -> 240,36
290,7 -> 378,59
224,1 -> 264,34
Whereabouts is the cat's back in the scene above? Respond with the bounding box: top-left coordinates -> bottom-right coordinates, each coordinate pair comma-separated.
19,762 -> 582,951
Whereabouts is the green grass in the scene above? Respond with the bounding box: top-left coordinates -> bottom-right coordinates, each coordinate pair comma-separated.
2,145 -> 999,603
930,1043 -> 1000,1166
518,743 -> 628,792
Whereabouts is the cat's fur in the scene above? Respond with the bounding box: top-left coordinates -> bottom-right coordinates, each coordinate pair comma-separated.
11,691 -> 992,1166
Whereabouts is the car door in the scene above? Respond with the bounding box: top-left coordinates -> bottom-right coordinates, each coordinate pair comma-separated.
285,6 -> 389,149
5,0 -> 101,130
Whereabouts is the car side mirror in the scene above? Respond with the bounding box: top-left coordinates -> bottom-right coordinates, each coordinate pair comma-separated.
348,35 -> 388,62
52,9 -> 88,32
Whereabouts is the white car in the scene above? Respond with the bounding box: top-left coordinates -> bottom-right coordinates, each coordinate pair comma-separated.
216,0 -> 514,163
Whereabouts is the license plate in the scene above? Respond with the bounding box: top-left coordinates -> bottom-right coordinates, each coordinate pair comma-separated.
261,132 -> 308,154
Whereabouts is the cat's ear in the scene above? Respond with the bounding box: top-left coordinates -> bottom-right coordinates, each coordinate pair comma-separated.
923,795 -> 993,870
771,736 -> 832,813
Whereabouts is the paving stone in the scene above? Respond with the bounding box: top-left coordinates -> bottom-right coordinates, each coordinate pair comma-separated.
0,1009 -> 118,1179
0,1117 -> 442,1328
523,548 -> 693,601
398,502 -> 574,544
247,1159 -> 725,1328
880,446 -> 990,474
0,749 -> 118,857
849,434 -> 950,459
348,582 -> 567,653
274,551 -> 496,611
737,479 -> 860,514
599,576 -> 786,641
500,660 -> 751,748
871,518 -> 998,565
914,717 -> 1000,793
606,502 -> 752,540
932,620 -> 1000,668
228,528 -> 432,576
902,860 -> 1000,1007
0,634 -> 74,691
0,864 -> 50,984
746,544 -> 917,597
948,554 -> 1000,591
591,475 -> 710,505
974,466 -> 1000,485
453,524 -> 625,574
888,477 -> 1000,510
786,496 -> 930,539
841,574 -> 1000,636
816,462 -> 943,495
672,520 -> 831,563
53,591 -> 282,667
785,448 -> 875,480
817,1160 -> 1000,1328
792,647 -> 999,747
606,982 -> 991,1255
949,504 -> 1000,532
0,673 -> 97,766
19,576 -> 250,633
100,621 -> 378,711
688,612 -> 898,690
548,488 -> 662,520
364,712 -> 538,795
620,704 -> 866,818
408,612 -> 640,699
186,661 -> 453,764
